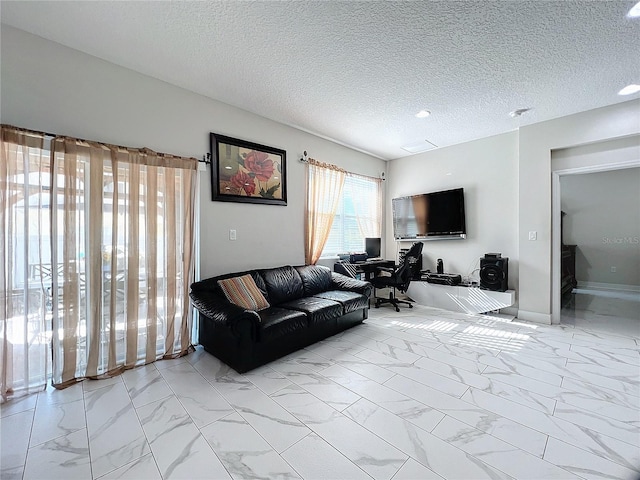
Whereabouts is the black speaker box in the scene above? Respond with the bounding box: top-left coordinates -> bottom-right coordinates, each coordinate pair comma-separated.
480,256 -> 508,292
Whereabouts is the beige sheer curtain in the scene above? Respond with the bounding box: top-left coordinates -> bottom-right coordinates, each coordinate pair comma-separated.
350,173 -> 382,238
50,137 -> 198,388
1,126 -> 50,401
305,159 -> 346,264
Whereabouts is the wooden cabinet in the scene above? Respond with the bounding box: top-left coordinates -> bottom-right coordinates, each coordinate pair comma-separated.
560,211 -> 577,296
561,244 -> 577,296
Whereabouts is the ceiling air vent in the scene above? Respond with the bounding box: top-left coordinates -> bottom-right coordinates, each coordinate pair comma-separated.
401,139 -> 438,154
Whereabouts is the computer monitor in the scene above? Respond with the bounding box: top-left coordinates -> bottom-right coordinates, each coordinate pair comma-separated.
365,237 -> 381,259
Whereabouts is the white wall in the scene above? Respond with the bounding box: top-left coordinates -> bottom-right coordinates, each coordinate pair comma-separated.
4,26 -> 640,321
518,101 -> 640,323
1,26 -> 386,279
560,167 -> 640,287
552,135 -> 640,172
386,132 -> 519,291
387,103 -> 640,323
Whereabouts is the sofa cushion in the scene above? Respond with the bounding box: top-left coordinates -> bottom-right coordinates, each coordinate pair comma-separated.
192,270 -> 268,299
260,266 -> 304,305
295,265 -> 333,296
313,290 -> 369,314
280,297 -> 343,326
218,274 -> 270,312
257,307 -> 308,342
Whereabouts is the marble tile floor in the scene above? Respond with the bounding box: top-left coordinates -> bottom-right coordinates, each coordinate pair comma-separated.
561,288 -> 640,338
2,304 -> 639,480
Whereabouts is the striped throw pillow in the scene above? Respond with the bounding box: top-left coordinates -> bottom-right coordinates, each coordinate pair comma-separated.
218,274 -> 270,312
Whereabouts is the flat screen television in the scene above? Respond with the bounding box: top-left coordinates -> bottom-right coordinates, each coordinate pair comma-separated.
392,188 -> 466,240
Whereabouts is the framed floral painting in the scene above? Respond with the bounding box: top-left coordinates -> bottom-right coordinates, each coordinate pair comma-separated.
210,133 -> 287,206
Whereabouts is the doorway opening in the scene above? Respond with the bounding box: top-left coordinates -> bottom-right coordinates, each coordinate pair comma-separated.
552,159 -> 639,336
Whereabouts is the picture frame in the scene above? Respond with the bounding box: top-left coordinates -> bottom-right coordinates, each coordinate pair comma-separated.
210,133 -> 287,206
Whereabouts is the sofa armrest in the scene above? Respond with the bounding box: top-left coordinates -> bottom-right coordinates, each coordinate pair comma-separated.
190,291 -> 261,329
330,272 -> 373,297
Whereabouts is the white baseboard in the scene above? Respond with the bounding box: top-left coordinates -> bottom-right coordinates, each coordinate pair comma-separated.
576,281 -> 640,293
516,310 -> 551,325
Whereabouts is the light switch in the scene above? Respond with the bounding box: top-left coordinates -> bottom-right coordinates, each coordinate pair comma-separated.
229,229 -> 237,241
528,231 -> 537,241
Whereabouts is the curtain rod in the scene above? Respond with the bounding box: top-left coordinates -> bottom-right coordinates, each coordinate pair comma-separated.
2,124 -> 203,163
2,124 -> 57,140
299,149 -> 383,182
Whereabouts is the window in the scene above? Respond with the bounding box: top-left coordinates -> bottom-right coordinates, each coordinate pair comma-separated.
1,126 -> 199,396
48,138 -> 198,387
322,173 -> 382,257
1,127 -> 51,398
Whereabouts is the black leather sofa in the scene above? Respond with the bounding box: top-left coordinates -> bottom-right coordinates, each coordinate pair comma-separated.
189,265 -> 372,373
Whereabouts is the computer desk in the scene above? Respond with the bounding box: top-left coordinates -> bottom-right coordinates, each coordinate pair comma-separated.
334,259 -> 395,281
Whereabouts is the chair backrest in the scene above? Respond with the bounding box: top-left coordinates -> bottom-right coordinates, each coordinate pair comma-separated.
395,242 -> 423,292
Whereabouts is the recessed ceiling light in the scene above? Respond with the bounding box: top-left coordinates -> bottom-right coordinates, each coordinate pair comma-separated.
627,1 -> 640,17
509,108 -> 531,118
618,84 -> 640,95
415,110 -> 431,118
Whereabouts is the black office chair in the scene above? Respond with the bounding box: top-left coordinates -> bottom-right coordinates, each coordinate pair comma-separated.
371,242 -> 423,312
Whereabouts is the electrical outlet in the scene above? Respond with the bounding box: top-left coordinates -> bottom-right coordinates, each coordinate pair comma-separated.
611,266 -> 617,273
528,231 -> 537,241
229,229 -> 237,241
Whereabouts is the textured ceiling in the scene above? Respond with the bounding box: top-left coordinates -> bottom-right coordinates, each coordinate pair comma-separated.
1,1 -> 639,160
